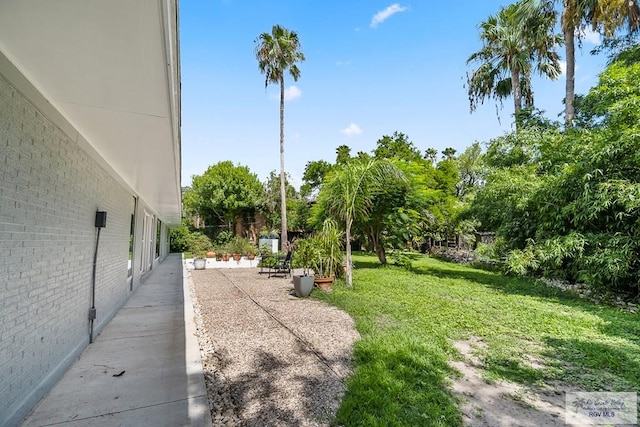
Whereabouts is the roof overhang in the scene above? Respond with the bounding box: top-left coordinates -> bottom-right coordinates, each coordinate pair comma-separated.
0,0 -> 182,224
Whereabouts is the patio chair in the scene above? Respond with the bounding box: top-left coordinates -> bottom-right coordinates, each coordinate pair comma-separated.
268,251 -> 293,278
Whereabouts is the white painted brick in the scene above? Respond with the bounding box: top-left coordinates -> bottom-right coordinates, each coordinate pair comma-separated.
0,71 -> 150,426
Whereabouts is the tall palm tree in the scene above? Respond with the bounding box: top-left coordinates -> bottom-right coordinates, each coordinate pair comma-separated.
519,0 -> 639,127
319,159 -> 405,287
467,1 -> 561,124
255,25 -> 305,247
424,148 -> 438,164
442,147 -> 458,160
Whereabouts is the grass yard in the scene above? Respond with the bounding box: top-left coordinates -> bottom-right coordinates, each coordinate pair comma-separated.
313,252 -> 640,426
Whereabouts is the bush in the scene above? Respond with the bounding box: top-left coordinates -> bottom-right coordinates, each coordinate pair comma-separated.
185,232 -> 212,259
391,250 -> 413,270
214,230 -> 233,247
169,225 -> 191,252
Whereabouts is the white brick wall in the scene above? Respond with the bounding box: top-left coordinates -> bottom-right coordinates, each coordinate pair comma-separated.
0,73 -> 155,426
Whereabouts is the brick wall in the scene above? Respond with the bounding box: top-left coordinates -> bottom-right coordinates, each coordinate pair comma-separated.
0,73 -> 145,425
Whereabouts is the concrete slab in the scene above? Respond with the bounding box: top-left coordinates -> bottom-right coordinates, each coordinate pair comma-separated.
21,254 -> 211,427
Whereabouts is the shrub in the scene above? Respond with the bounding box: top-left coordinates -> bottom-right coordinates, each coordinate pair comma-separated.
169,225 -> 190,252
186,232 -> 212,259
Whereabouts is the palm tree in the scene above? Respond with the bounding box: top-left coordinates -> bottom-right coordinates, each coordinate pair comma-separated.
255,25 -> 305,247
467,1 -> 561,124
442,147 -> 458,160
424,148 -> 438,164
593,0 -> 640,35
519,0 -> 639,127
319,159 -> 405,287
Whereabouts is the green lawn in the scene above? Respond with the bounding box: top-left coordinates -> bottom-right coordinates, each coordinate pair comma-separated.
313,253 -> 640,426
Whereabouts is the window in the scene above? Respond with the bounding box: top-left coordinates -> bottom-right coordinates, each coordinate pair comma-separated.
127,196 -> 137,279
140,212 -> 154,273
155,219 -> 162,259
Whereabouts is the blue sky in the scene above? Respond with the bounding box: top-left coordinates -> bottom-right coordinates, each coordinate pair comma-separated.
180,1 -> 608,188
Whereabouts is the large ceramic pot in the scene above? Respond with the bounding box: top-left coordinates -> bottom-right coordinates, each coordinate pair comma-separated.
293,275 -> 314,297
314,275 -> 335,291
193,258 -> 206,270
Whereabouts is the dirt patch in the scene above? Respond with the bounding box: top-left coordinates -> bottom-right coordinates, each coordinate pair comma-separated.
449,338 -> 586,426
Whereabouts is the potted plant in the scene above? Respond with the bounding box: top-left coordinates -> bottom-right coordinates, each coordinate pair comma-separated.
187,233 -> 212,270
228,236 -> 250,261
292,238 -> 317,297
313,219 -> 344,291
246,241 -> 257,260
215,230 -> 232,261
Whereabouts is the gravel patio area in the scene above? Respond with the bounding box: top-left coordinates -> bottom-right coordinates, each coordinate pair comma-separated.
188,267 -> 360,426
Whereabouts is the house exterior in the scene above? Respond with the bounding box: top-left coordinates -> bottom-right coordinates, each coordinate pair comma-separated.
0,2 -> 181,425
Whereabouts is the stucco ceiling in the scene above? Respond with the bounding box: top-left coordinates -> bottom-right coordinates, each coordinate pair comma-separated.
0,0 -> 181,224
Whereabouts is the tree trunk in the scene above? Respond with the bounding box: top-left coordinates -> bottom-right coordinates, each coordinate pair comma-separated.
369,227 -> 387,264
279,75 -> 288,247
511,64 -> 522,123
375,244 -> 387,265
563,19 -> 576,127
346,217 -> 353,288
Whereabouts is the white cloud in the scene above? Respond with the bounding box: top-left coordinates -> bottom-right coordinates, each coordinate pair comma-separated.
559,60 -> 567,75
582,28 -> 601,45
370,4 -> 408,28
341,123 -> 363,136
270,85 -> 302,101
284,85 -> 302,101
336,60 -> 352,66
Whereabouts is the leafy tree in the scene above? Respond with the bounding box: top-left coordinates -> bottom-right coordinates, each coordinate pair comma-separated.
455,142 -> 484,198
301,160 -> 332,197
356,161 -> 412,264
186,161 -> 264,235
391,160 -> 453,249
469,50 -> 640,295
435,158 -> 459,196
373,131 -> 422,162
335,145 -> 352,164
255,25 -> 305,245
263,170 -> 312,234
467,1 -> 561,123
312,158 -> 406,287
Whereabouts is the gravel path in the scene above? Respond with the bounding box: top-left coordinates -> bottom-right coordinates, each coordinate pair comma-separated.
188,268 -> 360,426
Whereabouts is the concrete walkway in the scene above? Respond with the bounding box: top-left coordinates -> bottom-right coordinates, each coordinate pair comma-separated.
21,254 -> 211,427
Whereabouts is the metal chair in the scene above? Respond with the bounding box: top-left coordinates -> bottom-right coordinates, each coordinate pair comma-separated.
268,251 -> 293,278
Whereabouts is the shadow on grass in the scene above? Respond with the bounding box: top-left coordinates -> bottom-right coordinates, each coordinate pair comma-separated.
543,336 -> 640,393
